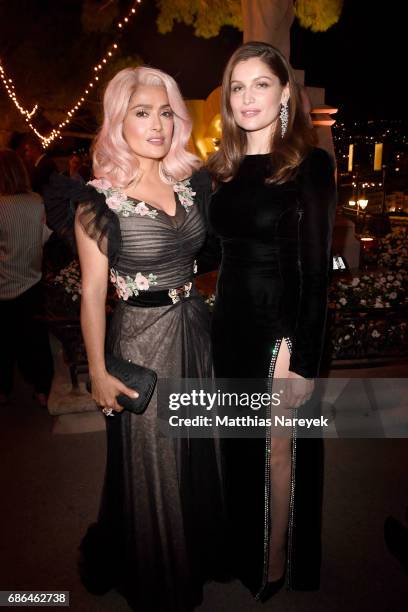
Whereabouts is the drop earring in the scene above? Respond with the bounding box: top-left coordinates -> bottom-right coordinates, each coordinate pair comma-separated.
280,100 -> 288,138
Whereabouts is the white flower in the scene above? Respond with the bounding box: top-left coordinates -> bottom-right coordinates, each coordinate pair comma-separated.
110,268 -> 156,299
360,299 -> 367,305
173,179 -> 195,211
106,192 -> 127,211
339,297 -> 347,306
87,177 -> 112,191
351,277 -> 360,286
147,273 -> 158,285
371,330 -> 380,338
135,272 -> 150,291
135,201 -> 150,216
388,292 -> 397,299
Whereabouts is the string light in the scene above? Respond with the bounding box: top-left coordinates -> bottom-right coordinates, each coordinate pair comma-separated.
0,63 -> 38,119
0,0 -> 142,148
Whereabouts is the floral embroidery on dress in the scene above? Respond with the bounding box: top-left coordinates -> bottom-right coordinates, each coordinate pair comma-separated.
87,177 -> 196,217
109,268 -> 158,301
173,179 -> 196,212
88,178 -> 158,219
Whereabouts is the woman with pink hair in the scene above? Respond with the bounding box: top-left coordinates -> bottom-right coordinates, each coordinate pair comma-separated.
48,67 -> 225,611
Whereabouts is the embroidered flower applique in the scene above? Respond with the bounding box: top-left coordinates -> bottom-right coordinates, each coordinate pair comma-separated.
88,178 -> 158,219
173,179 -> 196,212
134,201 -> 150,216
109,269 -> 158,301
88,177 -> 196,218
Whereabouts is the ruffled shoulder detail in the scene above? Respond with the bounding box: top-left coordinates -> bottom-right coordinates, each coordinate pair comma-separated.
43,173 -> 121,266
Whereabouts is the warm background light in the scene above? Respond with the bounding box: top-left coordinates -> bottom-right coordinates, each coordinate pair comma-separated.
0,0 -> 142,148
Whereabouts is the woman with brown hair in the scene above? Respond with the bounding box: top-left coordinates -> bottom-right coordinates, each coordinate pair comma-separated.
0,149 -> 54,407
205,42 -> 337,601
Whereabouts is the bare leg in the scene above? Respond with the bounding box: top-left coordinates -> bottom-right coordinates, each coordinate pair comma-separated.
268,339 -> 292,581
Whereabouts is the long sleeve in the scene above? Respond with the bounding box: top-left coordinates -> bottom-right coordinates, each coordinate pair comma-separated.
289,148 -> 337,378
191,167 -> 222,274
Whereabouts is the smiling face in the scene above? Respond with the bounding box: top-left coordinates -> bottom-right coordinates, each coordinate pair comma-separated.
122,84 -> 174,161
229,56 -> 289,139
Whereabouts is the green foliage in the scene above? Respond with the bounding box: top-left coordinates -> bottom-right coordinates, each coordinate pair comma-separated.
294,0 -> 343,33
156,0 -> 343,38
156,0 -> 243,38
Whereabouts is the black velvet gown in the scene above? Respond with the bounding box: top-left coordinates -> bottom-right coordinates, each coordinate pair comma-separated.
203,147 -> 337,597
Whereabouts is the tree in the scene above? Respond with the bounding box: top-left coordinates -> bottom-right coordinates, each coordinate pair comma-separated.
294,0 -> 343,32
156,0 -> 243,39
155,0 -> 343,38
0,0 -> 142,141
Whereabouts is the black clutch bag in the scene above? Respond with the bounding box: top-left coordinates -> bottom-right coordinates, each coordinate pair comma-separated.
86,353 -> 157,414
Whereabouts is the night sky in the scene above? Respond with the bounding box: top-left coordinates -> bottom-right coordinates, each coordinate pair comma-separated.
290,1 -> 406,121
123,0 -> 405,122
0,0 -> 405,125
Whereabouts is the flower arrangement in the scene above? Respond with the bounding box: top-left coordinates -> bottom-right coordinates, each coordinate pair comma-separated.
53,260 -> 82,302
329,270 -> 408,311
330,318 -> 407,360
377,227 -> 408,269
328,226 -> 408,359
47,259 -> 115,318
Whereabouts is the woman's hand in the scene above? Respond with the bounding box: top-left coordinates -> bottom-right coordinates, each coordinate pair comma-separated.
283,371 -> 314,409
90,372 -> 139,414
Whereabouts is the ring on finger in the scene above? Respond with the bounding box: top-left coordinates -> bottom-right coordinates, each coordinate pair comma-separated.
102,407 -> 114,416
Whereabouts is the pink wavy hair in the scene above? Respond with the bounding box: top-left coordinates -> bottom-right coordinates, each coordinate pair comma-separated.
93,67 -> 201,187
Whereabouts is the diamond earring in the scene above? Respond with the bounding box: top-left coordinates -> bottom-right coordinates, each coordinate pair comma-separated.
280,100 -> 289,138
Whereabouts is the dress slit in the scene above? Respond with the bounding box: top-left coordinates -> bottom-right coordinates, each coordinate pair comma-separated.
255,337 -> 297,598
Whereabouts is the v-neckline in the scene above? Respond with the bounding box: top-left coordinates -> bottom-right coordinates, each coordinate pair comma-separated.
126,191 -> 179,218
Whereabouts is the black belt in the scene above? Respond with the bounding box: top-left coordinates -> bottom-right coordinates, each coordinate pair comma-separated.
122,282 -> 194,307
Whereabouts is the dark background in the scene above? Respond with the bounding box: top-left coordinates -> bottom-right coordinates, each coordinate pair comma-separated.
0,0 -> 405,125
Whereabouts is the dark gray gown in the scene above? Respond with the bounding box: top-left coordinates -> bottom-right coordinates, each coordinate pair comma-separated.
74,172 -> 226,612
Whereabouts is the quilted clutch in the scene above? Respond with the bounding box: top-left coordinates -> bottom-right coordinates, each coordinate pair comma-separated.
86,353 -> 157,414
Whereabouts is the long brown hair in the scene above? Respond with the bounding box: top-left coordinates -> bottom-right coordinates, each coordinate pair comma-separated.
0,149 -> 31,195
207,41 -> 316,184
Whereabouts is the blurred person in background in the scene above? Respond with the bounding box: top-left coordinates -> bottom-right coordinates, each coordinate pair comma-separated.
63,152 -> 91,184
24,136 -> 57,198
0,149 -> 54,408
